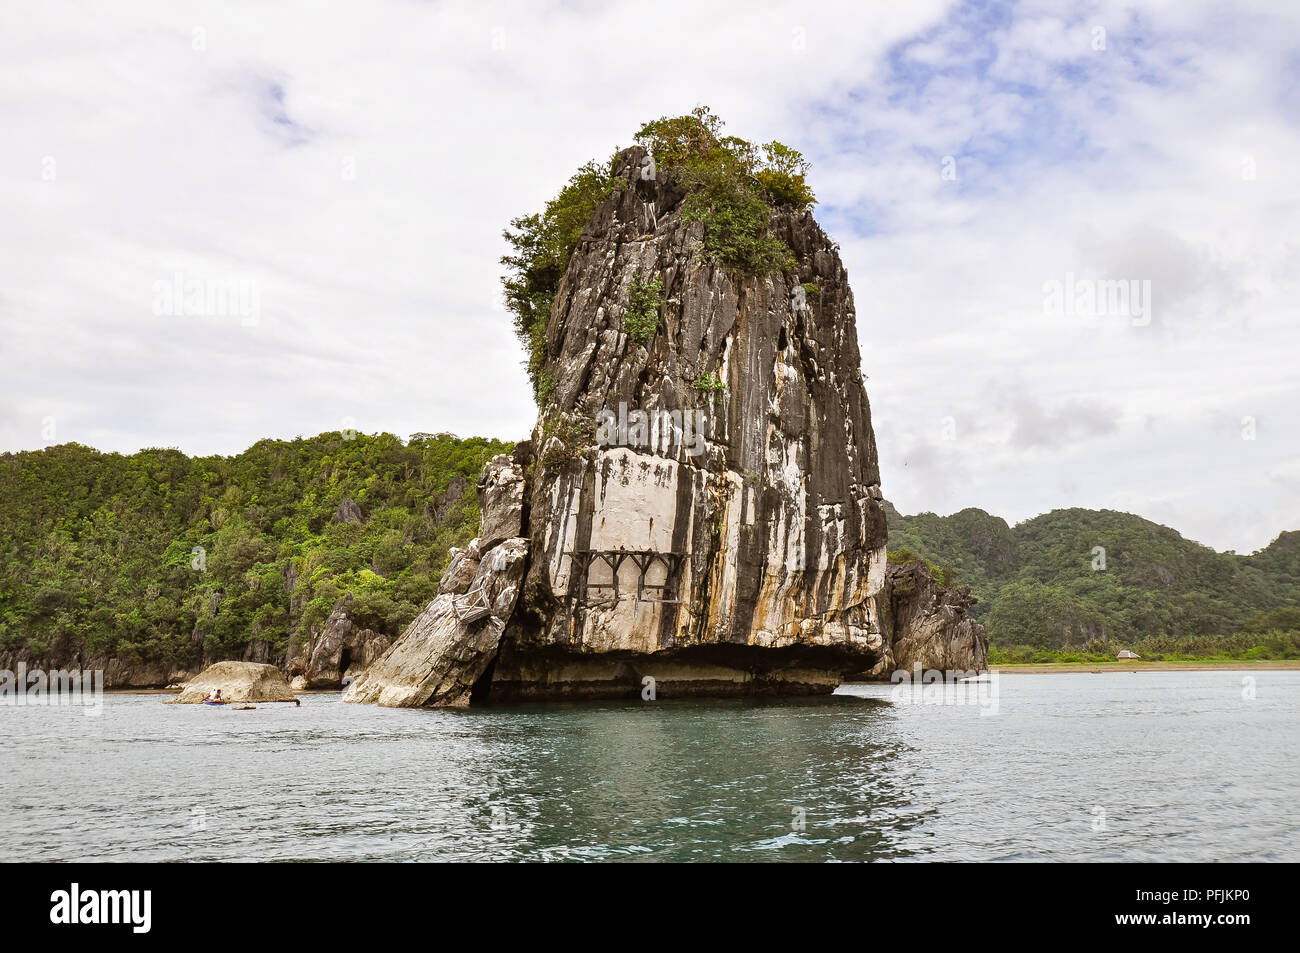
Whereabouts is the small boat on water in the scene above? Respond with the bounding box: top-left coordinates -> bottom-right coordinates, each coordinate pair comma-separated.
168,662 -> 299,706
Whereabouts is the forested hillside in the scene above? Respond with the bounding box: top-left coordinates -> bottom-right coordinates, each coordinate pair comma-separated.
3,438 -> 1296,671
885,503 -> 1300,657
0,432 -> 512,671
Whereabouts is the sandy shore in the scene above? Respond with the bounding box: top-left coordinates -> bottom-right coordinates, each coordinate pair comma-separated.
989,660 -> 1300,674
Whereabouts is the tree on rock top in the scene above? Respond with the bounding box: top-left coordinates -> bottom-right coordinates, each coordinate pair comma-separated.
501,107 -> 818,404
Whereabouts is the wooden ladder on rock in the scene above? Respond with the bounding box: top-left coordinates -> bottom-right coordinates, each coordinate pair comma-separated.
452,580 -> 493,624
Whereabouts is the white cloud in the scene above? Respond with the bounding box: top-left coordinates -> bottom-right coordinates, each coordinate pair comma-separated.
1,0 -> 1297,552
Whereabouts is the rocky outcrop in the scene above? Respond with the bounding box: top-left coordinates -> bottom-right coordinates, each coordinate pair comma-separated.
344,141 -> 989,706
169,661 -> 299,703
476,455 -> 526,548
285,595 -> 394,689
0,650 -> 190,689
334,498 -> 363,524
349,145 -> 907,706
426,475 -> 468,525
484,146 -> 891,699
860,561 -> 989,676
344,457 -> 530,707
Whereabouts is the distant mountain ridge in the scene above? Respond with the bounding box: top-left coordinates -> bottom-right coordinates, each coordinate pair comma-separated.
884,502 -> 1300,647
1,434 -> 1294,673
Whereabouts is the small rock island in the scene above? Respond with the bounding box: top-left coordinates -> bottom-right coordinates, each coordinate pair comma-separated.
170,661 -> 299,704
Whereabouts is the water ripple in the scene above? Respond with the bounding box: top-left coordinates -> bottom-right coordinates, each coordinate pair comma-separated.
1,671 -> 1297,861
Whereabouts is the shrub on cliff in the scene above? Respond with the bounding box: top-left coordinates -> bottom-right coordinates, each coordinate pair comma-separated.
501,159 -> 620,400
623,272 -> 663,344
636,106 -> 811,274
693,371 -> 726,392
676,146 -> 796,275
887,547 -> 955,588
634,107 -> 816,212
501,108 -> 818,404
756,141 -> 817,209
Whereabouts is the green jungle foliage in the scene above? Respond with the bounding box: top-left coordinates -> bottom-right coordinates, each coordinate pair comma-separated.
0,433 -> 512,668
987,630 -> 1300,664
4,433 -> 1295,667
636,106 -> 809,274
624,272 -> 663,344
885,502 -> 1300,651
501,158 -> 621,401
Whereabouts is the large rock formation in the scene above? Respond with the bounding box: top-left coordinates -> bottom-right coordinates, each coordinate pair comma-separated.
169,661 -> 299,704
343,456 -> 531,707
0,650 -> 190,690
347,144 -> 984,706
488,147 -> 889,699
285,595 -> 394,689
857,561 -> 989,677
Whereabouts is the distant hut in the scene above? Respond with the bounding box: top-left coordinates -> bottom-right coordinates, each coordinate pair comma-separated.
1116,649 -> 1140,660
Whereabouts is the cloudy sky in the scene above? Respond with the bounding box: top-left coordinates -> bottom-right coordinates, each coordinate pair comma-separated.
2,0 -> 1297,553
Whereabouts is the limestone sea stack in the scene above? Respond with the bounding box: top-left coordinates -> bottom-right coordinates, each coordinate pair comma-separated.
348,128 -> 985,707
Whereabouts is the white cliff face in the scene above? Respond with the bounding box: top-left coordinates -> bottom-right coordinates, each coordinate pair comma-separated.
489,146 -> 893,700
588,449 -> 683,553
531,446 -> 887,652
